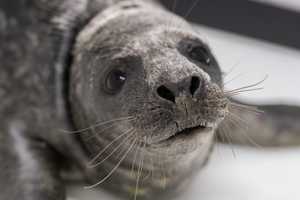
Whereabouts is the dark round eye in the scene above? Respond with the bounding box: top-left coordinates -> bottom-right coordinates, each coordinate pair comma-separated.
104,69 -> 127,94
188,46 -> 211,65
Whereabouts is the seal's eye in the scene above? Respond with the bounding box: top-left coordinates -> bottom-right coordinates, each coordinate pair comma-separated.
188,46 -> 211,65
104,69 -> 127,94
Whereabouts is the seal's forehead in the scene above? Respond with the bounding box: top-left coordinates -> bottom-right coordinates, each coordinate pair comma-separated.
137,26 -> 207,49
125,32 -> 210,88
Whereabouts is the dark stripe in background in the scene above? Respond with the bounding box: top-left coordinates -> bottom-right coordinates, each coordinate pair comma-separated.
160,0 -> 300,50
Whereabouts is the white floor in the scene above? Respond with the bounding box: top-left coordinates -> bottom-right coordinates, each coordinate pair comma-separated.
68,25 -> 300,200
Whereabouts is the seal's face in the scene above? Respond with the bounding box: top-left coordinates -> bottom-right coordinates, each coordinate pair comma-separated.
71,3 -> 228,196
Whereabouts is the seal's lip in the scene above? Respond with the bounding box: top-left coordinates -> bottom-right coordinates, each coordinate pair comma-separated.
166,125 -> 209,141
154,123 -> 213,146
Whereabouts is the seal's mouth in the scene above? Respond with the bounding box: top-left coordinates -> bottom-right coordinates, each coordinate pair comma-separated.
163,122 -> 213,143
167,125 -> 203,140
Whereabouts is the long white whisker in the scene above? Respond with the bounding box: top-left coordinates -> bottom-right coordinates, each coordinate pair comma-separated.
84,138 -> 137,189
226,112 -> 262,148
224,72 -> 244,86
61,116 -> 135,134
225,87 -> 264,96
224,87 -> 264,95
134,142 -> 146,200
131,140 -> 141,176
85,123 -> 121,141
89,133 -> 134,168
88,128 -> 134,167
219,121 -> 237,158
184,0 -> 200,18
225,75 -> 268,94
229,102 -> 264,115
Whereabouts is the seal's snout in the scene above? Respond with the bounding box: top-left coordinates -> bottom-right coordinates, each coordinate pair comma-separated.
156,75 -> 202,103
144,69 -> 227,145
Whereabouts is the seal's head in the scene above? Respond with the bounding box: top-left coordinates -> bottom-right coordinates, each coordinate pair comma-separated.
70,1 -> 228,198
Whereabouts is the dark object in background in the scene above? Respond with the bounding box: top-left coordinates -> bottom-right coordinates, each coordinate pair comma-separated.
160,0 -> 300,50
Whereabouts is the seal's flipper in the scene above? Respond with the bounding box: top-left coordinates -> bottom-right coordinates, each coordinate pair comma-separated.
217,100 -> 300,147
0,123 -> 65,200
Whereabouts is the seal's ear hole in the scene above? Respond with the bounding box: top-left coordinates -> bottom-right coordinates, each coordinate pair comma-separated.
157,86 -> 175,103
190,76 -> 201,96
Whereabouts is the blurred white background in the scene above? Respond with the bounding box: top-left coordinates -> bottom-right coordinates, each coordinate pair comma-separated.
67,23 -> 300,200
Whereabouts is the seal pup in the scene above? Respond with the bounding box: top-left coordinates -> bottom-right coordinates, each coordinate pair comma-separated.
1,0 -> 300,200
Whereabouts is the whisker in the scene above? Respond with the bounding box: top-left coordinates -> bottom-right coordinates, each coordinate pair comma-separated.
184,0 -> 200,18
225,87 -> 264,96
222,60 -> 243,78
227,111 -> 249,128
134,142 -> 146,200
203,99 -> 228,104
219,121 -> 237,158
218,123 -> 228,143
224,115 -> 249,144
224,72 -> 244,86
142,157 -> 153,181
225,75 -> 268,94
226,87 -> 264,94
84,138 -> 137,189
88,128 -> 135,167
89,133 -> 134,168
85,123 -> 119,141
151,156 -> 155,181
131,140 -> 141,177
61,116 -> 135,134
229,102 -> 264,115
225,113 -> 249,134
226,112 -> 262,148
161,153 -> 167,188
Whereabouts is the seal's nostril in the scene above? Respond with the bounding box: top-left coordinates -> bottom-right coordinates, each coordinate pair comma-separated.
190,76 -> 201,96
157,85 -> 175,103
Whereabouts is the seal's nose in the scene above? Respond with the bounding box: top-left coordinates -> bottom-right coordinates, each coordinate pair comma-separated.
156,76 -> 201,103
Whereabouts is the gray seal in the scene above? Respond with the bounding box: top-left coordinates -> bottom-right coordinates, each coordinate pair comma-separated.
1,0 -> 300,200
